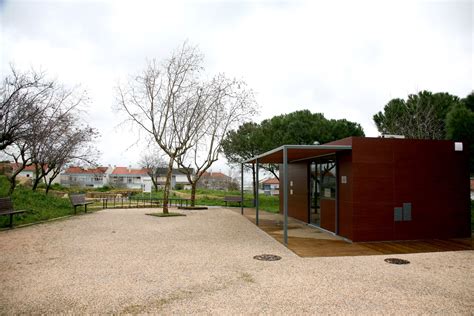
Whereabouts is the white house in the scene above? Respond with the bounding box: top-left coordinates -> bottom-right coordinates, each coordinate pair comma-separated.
260,178 -> 279,196
60,166 -> 112,188
155,168 -> 193,190
109,166 -> 151,190
11,163 -> 60,185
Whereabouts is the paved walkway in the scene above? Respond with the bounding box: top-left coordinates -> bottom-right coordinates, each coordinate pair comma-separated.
0,208 -> 473,314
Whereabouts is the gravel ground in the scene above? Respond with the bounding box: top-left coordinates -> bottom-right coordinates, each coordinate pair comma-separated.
0,207 -> 473,314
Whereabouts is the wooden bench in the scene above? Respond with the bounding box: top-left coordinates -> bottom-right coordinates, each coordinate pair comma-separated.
223,196 -> 243,207
69,194 -> 93,214
0,197 -> 27,228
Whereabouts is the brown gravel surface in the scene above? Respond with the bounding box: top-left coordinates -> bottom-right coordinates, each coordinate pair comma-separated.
0,207 -> 473,314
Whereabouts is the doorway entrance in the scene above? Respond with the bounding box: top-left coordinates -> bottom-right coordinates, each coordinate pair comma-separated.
309,156 -> 337,230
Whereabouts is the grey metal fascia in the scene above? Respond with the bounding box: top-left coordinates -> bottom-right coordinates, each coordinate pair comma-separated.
242,144 -> 352,163
242,145 -> 286,163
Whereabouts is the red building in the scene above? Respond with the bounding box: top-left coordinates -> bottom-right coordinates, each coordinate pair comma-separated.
243,137 -> 471,243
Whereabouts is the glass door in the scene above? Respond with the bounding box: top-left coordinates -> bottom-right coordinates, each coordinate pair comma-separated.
309,156 -> 337,227
309,162 -> 320,226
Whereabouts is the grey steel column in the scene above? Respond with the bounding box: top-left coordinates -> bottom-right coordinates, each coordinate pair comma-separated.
256,159 -> 259,226
335,155 -> 339,235
283,146 -> 288,246
241,163 -> 244,215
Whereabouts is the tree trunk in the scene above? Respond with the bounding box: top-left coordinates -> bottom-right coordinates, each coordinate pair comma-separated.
162,155 -> 175,214
45,178 -> 53,195
32,175 -> 42,191
151,176 -> 159,192
7,167 -> 24,195
45,171 -> 60,195
251,164 -> 256,207
190,181 -> 197,207
7,176 -> 16,196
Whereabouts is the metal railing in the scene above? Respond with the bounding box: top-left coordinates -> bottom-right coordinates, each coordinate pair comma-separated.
101,197 -> 190,209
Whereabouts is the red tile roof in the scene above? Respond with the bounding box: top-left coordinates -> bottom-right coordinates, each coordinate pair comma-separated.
11,163 -> 47,172
64,166 -> 108,174
263,178 -> 279,184
111,167 -> 149,175
200,171 -> 231,179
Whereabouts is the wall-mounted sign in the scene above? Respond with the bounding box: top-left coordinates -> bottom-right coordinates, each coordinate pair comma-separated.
324,188 -> 331,197
454,142 -> 463,151
341,176 -> 347,184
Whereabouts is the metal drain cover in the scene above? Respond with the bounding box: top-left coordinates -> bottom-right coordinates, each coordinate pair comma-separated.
385,258 -> 410,265
253,254 -> 282,261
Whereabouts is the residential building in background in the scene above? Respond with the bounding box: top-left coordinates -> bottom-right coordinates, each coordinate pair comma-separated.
198,171 -> 237,191
154,168 -> 194,190
260,178 -> 279,196
20,163 -> 198,190
60,166 -> 112,188
10,163 -> 60,185
109,167 -> 151,189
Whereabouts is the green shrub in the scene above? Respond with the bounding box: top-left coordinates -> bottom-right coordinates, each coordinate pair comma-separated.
96,185 -> 112,192
0,175 -> 10,197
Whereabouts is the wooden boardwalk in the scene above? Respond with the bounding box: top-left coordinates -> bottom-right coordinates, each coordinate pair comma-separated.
235,208 -> 473,257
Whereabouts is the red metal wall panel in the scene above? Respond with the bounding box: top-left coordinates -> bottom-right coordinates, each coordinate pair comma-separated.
336,151 -> 353,240
320,198 -> 336,232
351,137 -> 470,242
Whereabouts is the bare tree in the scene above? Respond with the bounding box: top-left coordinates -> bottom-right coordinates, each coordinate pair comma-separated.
1,67 -> 99,195
3,140 -> 33,195
27,85 -> 93,191
38,120 -> 99,195
117,43 -> 216,213
0,66 -> 53,151
176,74 -> 257,206
139,147 -> 167,192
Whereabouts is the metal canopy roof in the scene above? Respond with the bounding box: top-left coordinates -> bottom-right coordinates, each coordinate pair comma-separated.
243,144 -> 352,164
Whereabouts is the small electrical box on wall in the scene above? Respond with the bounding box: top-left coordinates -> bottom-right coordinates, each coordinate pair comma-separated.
341,176 -> 347,184
394,203 -> 412,221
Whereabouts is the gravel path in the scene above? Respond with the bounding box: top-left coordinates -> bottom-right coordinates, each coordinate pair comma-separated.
0,208 -> 472,314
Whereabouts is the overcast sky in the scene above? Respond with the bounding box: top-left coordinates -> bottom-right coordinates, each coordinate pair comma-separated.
1,0 -> 472,173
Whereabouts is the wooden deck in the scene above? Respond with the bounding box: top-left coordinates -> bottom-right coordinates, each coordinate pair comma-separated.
234,208 -> 473,257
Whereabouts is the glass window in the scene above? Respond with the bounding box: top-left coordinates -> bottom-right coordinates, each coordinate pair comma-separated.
321,169 -> 336,199
319,158 -> 336,200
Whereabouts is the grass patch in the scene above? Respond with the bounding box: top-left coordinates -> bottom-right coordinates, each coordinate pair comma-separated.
0,176 -> 104,228
134,188 -> 280,213
146,212 -> 186,217
178,189 -> 280,213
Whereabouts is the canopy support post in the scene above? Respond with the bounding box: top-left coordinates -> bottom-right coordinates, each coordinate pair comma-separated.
256,159 -> 259,226
241,163 -> 244,215
283,146 -> 288,246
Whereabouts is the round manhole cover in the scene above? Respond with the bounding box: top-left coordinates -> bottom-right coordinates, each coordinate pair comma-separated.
385,258 -> 410,265
253,254 -> 282,261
